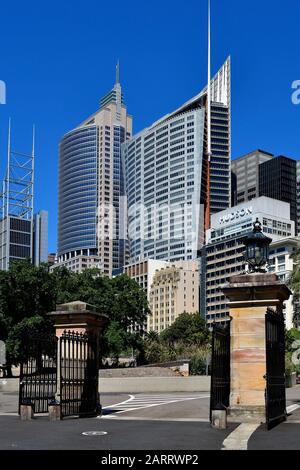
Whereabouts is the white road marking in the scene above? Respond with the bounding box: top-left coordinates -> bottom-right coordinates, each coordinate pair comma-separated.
286,404 -> 300,414
101,394 -> 210,417
102,416 -> 209,422
222,423 -> 260,451
102,394 -> 135,409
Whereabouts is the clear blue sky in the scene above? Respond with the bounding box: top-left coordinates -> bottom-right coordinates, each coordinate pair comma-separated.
0,0 -> 299,252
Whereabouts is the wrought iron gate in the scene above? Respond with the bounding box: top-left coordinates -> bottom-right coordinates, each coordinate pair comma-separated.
210,322 -> 231,422
19,336 -> 57,414
19,330 -> 99,418
60,331 -> 99,418
265,308 -> 286,430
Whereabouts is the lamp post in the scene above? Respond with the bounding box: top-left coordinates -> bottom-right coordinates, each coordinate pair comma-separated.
243,218 -> 272,273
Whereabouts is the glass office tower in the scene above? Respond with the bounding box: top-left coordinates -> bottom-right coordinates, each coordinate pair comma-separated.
57,65 -> 132,276
259,155 -> 297,225
123,58 -> 231,263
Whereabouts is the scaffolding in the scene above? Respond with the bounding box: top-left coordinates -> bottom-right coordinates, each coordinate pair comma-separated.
0,120 -> 35,269
1,119 -> 35,221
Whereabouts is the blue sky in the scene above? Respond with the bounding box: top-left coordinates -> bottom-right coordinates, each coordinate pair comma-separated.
0,0 -> 299,252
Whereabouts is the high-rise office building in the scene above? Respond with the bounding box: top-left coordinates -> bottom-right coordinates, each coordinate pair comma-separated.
296,161 -> 300,235
57,64 -> 132,276
0,216 -> 32,270
201,197 -> 295,326
123,58 -> 231,264
33,210 -> 48,266
0,209 -> 48,270
259,155 -> 297,224
231,149 -> 274,206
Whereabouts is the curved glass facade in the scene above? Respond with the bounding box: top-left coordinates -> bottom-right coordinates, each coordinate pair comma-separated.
58,126 -> 98,256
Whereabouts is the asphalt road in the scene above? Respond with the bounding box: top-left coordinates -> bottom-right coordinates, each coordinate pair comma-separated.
0,388 -> 300,450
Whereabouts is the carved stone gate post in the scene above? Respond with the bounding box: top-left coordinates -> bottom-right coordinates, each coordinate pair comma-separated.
223,273 -> 291,423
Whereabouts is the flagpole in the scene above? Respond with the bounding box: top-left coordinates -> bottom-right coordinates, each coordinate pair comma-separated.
207,0 -> 211,162
205,0 -> 212,236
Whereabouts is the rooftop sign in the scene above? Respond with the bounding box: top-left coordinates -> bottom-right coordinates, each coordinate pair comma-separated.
219,207 -> 253,225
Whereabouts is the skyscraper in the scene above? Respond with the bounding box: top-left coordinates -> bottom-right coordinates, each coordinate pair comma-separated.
259,156 -> 297,225
231,149 -> 274,206
123,58 -> 231,264
297,161 -> 300,235
57,64 -> 132,276
33,210 -> 48,266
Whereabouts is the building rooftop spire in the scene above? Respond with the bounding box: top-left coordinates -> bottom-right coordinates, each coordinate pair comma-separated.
116,60 -> 120,85
100,61 -> 124,110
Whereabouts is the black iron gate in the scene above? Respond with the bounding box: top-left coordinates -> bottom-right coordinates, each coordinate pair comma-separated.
210,322 -> 231,422
19,330 -> 99,418
19,336 -> 57,414
265,308 -> 286,430
60,331 -> 99,418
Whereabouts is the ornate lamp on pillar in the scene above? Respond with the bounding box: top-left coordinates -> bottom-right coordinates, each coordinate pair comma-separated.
222,220 -> 291,424
243,218 -> 272,274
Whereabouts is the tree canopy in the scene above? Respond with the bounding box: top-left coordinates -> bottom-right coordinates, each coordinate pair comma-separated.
288,244 -> 300,326
0,259 -> 150,370
160,312 -> 210,346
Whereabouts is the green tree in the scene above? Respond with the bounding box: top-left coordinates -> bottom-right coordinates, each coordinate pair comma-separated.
160,312 -> 210,346
6,315 -> 55,365
0,260 -> 56,375
285,328 -> 300,353
0,261 -> 150,372
288,243 -> 300,326
0,259 -> 56,335
109,275 -> 150,330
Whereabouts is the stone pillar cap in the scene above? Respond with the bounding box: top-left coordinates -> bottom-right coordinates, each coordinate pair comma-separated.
55,300 -> 98,312
223,273 -> 292,302
47,300 -> 109,322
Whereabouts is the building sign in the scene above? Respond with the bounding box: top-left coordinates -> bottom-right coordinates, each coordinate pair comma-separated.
219,207 -> 253,225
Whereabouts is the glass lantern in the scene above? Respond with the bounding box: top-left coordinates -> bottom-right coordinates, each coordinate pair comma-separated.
243,219 -> 272,273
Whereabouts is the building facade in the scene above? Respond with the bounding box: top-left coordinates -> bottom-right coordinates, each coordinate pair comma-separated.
148,260 -> 199,333
268,237 -> 298,329
123,58 -> 231,264
231,149 -> 274,206
259,155 -> 297,224
0,216 -> 32,270
297,161 -> 300,235
47,253 -> 57,266
57,64 -> 132,276
123,259 -> 169,299
201,197 -> 295,325
33,210 -> 48,266
50,254 -> 103,274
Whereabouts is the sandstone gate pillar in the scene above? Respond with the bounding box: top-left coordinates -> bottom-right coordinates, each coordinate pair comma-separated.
223,273 -> 291,423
